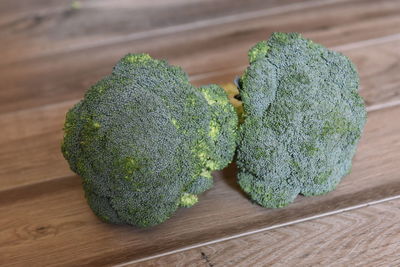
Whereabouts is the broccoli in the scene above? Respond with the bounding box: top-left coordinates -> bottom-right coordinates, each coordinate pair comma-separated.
236,33 -> 367,208
61,54 -> 237,227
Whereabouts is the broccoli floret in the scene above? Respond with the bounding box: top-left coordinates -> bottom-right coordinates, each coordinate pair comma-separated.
236,33 -> 367,208
62,54 -> 237,227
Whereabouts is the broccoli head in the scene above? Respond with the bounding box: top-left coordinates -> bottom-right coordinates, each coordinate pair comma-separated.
237,33 -> 367,208
62,54 -> 237,227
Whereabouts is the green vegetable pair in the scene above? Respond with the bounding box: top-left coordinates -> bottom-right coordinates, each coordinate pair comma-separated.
62,33 -> 366,227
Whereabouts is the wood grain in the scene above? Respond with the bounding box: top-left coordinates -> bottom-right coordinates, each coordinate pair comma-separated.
0,0 -> 325,65
2,0 -> 400,113
1,103 -> 400,266
135,199 -> 400,267
1,36 -> 399,192
1,0 -> 400,266
0,102 -> 73,190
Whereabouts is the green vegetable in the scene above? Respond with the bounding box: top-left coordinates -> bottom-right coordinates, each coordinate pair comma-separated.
236,33 -> 367,208
62,54 -> 237,227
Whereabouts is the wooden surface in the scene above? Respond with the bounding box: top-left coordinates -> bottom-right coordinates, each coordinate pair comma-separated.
1,0 -> 400,266
136,198 -> 400,266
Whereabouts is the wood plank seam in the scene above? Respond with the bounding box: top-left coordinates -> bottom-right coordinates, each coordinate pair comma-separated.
366,100 -> 400,112
332,32 -> 400,51
0,0 -> 320,26
115,194 -> 400,266
1,0 -> 349,65
134,199 -> 400,266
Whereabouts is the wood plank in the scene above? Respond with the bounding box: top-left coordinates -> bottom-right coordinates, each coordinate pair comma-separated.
0,0 -> 323,65
134,198 -> 400,266
0,101 -> 73,191
1,102 -> 400,266
1,0 -> 400,113
0,0 -> 318,35
0,36 -> 399,192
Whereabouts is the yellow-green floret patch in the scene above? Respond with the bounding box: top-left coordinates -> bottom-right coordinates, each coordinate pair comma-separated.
179,193 -> 199,207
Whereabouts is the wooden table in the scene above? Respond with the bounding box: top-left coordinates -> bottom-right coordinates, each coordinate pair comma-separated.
1,0 -> 400,266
